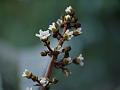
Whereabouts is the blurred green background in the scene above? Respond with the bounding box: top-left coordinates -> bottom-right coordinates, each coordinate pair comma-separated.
0,0 -> 120,90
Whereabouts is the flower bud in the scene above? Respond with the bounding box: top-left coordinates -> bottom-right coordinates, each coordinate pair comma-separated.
73,54 -> 84,66
41,51 -> 47,56
22,69 -> 32,79
64,15 -> 71,21
73,28 -> 82,36
63,29 -> 73,40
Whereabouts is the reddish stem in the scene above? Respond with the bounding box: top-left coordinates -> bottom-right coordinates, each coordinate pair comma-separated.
45,58 -> 54,78
41,58 -> 54,90
41,26 -> 67,90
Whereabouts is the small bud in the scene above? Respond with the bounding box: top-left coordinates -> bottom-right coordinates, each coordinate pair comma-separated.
65,6 -> 74,14
41,51 -> 47,56
22,69 -> 32,79
65,15 -> 71,21
73,58 -> 80,65
48,22 -> 58,33
64,15 -> 71,21
40,77 -> 49,87
73,28 -> 82,36
39,77 -> 58,87
73,54 -> 84,66
63,29 -> 73,40
56,19 -> 63,27
62,57 -> 72,65
62,58 -> 69,65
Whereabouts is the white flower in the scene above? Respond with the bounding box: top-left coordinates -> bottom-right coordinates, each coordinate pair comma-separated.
48,22 -> 57,32
26,87 -> 32,90
65,6 -> 73,13
77,54 -> 84,66
22,69 -> 31,78
74,28 -> 82,34
65,15 -> 71,20
56,19 -> 63,26
66,57 -> 72,64
40,77 -> 49,87
35,29 -> 50,40
54,45 -> 62,52
63,29 -> 73,40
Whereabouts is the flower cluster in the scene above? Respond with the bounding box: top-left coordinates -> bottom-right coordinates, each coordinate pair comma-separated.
35,6 -> 82,42
22,69 -> 58,89
22,6 -> 84,90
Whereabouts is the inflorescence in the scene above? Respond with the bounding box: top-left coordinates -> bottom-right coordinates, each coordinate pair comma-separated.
22,6 -> 84,90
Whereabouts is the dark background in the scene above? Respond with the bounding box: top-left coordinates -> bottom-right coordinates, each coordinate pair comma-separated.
0,0 -> 120,90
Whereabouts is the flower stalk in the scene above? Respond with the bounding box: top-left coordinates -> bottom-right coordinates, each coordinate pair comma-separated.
22,6 -> 84,90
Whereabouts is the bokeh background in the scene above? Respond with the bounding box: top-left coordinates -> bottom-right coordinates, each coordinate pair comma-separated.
0,0 -> 120,90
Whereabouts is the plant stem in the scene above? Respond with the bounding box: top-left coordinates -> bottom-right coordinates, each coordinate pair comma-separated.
41,26 -> 67,90
45,57 -> 54,78
41,57 -> 54,90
